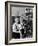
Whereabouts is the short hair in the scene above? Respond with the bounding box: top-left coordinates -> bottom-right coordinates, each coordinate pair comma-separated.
15,16 -> 20,18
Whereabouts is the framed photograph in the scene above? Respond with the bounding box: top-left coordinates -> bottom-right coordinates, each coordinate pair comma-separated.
5,1 -> 37,45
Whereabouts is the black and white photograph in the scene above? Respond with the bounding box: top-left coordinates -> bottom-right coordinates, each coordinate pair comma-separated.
5,1 -> 37,45
11,7 -> 33,39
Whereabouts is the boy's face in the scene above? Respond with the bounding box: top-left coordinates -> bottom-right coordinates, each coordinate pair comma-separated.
15,18 -> 19,23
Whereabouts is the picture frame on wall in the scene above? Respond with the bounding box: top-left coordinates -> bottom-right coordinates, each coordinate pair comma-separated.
5,1 -> 37,45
